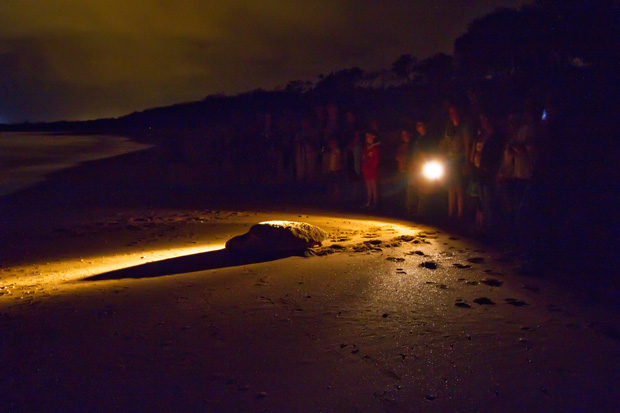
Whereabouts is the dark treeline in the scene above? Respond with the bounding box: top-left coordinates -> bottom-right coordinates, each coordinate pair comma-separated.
2,1 -> 619,283
2,1 -> 617,146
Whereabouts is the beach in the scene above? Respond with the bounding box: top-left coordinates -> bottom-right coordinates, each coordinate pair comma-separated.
1,145 -> 619,411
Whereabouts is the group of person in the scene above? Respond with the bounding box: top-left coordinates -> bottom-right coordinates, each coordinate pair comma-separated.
292,104 -> 383,210
228,103 -> 385,210
223,100 -> 545,246
427,103 -> 544,242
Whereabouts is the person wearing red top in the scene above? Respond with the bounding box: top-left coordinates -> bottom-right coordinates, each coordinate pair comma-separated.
361,130 -> 380,209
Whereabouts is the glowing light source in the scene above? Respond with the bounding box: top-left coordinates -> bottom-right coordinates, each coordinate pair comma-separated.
422,161 -> 444,180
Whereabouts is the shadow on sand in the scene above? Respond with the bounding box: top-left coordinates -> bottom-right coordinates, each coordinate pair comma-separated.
83,248 -> 305,281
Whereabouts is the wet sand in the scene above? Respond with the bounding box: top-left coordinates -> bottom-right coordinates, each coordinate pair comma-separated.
1,149 -> 619,411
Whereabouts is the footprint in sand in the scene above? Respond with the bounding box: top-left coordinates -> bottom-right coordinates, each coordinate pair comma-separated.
473,297 -> 495,305
419,261 -> 438,269
521,284 -> 540,292
257,296 -> 275,304
425,281 -> 448,289
311,244 -> 346,256
505,298 -> 528,307
467,257 -> 485,264
404,250 -> 425,256
255,278 -> 270,286
481,278 -> 503,287
547,304 -> 565,312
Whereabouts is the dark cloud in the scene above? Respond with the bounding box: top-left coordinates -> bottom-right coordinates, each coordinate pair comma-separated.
0,0 -> 526,122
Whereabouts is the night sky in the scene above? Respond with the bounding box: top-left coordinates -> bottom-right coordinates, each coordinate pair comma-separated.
0,1 -> 526,123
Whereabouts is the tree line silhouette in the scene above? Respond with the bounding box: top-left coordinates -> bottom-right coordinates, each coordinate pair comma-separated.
1,0 -> 616,141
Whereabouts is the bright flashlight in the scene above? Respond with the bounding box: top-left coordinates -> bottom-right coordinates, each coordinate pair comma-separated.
422,161 -> 444,180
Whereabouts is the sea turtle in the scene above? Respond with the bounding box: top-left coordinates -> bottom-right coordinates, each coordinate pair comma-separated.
225,221 -> 328,254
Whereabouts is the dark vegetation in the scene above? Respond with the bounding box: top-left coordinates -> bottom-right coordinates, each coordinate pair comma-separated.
1,1 -> 616,135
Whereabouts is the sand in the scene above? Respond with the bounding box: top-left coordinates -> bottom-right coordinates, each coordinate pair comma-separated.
1,149 -> 619,411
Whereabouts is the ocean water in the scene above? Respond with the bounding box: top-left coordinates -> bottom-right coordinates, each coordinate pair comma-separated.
0,132 -> 152,196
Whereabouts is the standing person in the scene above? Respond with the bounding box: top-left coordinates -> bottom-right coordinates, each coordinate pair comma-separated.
324,103 -> 341,142
323,138 -> 343,204
470,112 -> 505,237
361,130 -> 380,209
260,112 -> 281,188
511,105 -> 542,195
276,111 -> 297,186
293,115 -> 321,189
496,106 -> 543,239
321,103 -> 341,179
394,128 -> 414,215
313,104 -> 327,181
439,105 -> 473,222
409,120 -> 439,218
342,109 -> 363,204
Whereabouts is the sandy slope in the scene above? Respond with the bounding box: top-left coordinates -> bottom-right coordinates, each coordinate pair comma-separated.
1,151 -> 619,411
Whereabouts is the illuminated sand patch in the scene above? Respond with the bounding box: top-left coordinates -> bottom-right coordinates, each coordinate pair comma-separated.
0,210 -> 421,299
0,243 -> 226,293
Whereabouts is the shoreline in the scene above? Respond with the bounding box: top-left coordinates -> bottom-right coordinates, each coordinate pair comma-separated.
0,131 -> 153,197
